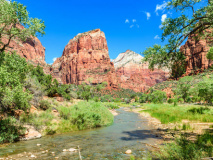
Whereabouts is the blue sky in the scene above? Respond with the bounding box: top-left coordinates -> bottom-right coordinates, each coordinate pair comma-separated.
18,0 -> 170,64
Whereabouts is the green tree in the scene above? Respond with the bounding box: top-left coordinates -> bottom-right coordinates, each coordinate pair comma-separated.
175,76 -> 193,102
143,0 -> 213,77
207,47 -> 213,62
0,0 -> 45,52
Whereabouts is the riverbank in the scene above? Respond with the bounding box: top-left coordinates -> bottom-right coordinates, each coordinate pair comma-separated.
126,103 -> 213,141
0,108 -> 159,160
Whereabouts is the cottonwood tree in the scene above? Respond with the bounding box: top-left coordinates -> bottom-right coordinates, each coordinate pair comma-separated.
143,0 -> 213,78
0,0 -> 45,52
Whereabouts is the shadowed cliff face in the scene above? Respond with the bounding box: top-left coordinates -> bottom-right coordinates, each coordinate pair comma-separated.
51,29 -> 118,88
180,31 -> 213,75
112,50 -> 170,92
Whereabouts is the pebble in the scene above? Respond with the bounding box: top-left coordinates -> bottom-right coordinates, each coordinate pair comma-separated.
30,155 -> 36,158
37,144 -> 41,147
68,148 -> 77,152
63,149 -> 67,152
125,150 -> 132,154
55,157 -> 59,159
41,151 -> 46,154
46,150 -> 49,153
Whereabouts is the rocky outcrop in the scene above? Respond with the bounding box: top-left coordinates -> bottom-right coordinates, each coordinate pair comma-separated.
180,32 -> 213,75
113,50 -> 169,92
1,24 -> 46,66
51,29 -> 118,88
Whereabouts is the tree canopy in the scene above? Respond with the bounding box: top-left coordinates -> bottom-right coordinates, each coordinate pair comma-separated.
143,0 -> 213,77
0,0 -> 45,52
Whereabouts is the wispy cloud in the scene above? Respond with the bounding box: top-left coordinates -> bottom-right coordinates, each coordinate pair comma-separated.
130,25 -> 134,28
155,1 -> 167,15
144,12 -> 151,20
125,19 -> 129,23
132,19 -> 136,23
53,57 -> 57,62
154,35 -> 160,39
161,14 -> 167,22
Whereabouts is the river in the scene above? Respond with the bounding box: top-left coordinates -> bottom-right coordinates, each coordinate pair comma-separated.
0,108 -> 161,159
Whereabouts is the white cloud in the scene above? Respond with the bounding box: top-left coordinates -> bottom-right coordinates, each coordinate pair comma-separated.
132,19 -> 136,23
144,12 -> 151,20
125,19 -> 129,23
130,25 -> 134,28
161,14 -> 167,22
53,57 -> 57,62
154,35 -> 160,39
136,24 -> 140,28
155,1 -> 167,15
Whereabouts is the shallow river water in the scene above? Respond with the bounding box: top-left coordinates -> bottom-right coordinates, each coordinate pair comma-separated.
0,108 -> 160,160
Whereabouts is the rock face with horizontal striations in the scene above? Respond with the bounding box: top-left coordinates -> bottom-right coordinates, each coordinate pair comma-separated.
112,50 -> 169,92
180,31 -> 213,75
51,29 -> 118,88
1,24 -> 46,66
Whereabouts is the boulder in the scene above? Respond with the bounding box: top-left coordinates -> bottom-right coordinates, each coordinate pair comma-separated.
20,125 -> 42,141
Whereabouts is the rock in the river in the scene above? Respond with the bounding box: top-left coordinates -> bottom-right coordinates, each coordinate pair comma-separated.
125,149 -> 132,154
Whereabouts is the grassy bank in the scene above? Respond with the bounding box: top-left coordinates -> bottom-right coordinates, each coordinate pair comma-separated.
20,100 -> 114,135
140,103 -> 213,124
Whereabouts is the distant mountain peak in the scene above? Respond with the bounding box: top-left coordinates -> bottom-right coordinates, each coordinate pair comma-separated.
112,50 -> 143,68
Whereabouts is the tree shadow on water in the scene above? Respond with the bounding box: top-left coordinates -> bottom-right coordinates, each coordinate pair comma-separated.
120,129 -> 161,141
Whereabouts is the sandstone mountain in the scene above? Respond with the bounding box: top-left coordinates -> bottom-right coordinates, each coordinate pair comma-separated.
1,24 -> 46,66
181,31 -> 213,75
51,29 -> 118,88
112,50 -> 170,92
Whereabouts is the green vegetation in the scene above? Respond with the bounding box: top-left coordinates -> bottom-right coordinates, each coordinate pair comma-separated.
140,103 -> 213,124
143,0 -> 213,78
0,117 -> 25,143
0,0 -> 45,52
156,133 -> 213,160
20,101 -> 114,133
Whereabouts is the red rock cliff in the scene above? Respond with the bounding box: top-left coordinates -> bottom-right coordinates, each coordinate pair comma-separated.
112,50 -> 170,92
180,31 -> 213,75
51,29 -> 118,88
1,24 -> 46,66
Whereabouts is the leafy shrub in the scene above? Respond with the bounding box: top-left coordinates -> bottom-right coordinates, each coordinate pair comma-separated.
207,47 -> 213,60
175,76 -> 193,102
139,94 -> 148,103
0,53 -> 32,113
148,90 -> 167,104
112,98 -> 121,102
188,107 -> 210,114
0,118 -> 25,143
58,101 -> 114,130
124,98 -> 131,104
39,100 -> 52,110
167,98 -> 174,104
156,133 -> 213,159
93,96 -> 100,102
24,74 -> 44,107
178,98 -> 184,103
104,103 -> 119,109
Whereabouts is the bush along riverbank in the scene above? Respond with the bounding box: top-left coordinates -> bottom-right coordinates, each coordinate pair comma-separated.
0,99 -> 114,144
